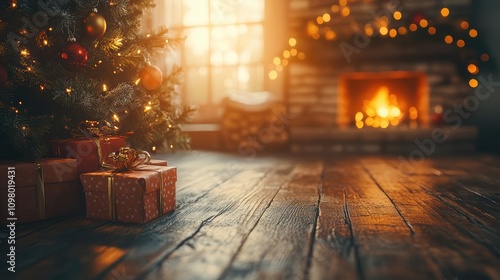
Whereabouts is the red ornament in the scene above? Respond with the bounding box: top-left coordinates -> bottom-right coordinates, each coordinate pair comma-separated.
411,12 -> 426,25
60,41 -> 88,71
0,64 -> 7,87
139,64 -> 163,90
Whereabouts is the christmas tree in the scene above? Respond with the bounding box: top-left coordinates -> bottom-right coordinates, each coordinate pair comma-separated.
0,0 -> 194,159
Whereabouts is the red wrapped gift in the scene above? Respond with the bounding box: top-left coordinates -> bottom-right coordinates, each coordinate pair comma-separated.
0,158 -> 83,224
80,165 -> 176,223
51,136 -> 126,174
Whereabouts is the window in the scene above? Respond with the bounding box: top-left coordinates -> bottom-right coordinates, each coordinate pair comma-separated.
161,0 -> 266,110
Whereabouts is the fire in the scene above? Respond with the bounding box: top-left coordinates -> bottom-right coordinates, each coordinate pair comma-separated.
355,86 -> 405,129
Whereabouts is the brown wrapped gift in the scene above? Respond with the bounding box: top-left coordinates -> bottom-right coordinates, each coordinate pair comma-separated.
80,165 -> 176,223
0,158 -> 83,224
50,136 -> 126,174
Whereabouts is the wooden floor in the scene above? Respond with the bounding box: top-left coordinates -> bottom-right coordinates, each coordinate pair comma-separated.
1,152 -> 500,280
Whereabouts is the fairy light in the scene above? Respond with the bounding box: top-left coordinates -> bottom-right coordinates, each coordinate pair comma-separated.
102,84 -> 108,92
325,30 -> 336,40
316,16 -> 324,25
297,52 -> 306,60
419,19 -> 429,28
398,26 -> 408,35
273,57 -> 281,65
112,113 -> 120,122
283,50 -> 290,58
269,70 -> 278,80
460,21 -> 469,30
339,0 -> 347,6
144,105 -> 152,112
393,11 -> 402,21
135,78 -> 141,85
290,48 -> 298,56
12,1 -> 17,8
469,29 -> 478,38
481,53 -> 490,62
341,7 -> 350,17
389,29 -> 397,38
379,27 -> 388,36
331,5 -> 339,13
441,7 -> 450,17
468,64 -> 479,74
152,146 -> 157,152
66,87 -> 72,95
444,35 -> 453,44
170,144 -> 174,149
323,13 -> 331,23
456,39 -> 465,48
409,24 -> 418,32
20,49 -> 29,57
428,27 -> 437,35
289,38 -> 297,47
469,78 -> 479,88
40,85 -> 44,91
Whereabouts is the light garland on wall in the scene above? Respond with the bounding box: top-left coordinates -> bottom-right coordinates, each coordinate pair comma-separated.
269,0 -> 491,90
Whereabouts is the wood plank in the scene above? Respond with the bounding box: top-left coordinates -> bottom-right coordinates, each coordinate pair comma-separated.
220,160 -> 323,280
95,159 -> 281,279
139,162 -> 296,279
312,158 -> 442,280
362,158 -> 500,280
6,154 -> 249,279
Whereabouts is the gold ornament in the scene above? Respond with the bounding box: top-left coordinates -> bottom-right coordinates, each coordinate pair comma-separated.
83,9 -> 107,39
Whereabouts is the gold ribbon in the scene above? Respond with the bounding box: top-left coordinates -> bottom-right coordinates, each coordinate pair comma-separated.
35,163 -> 46,220
107,174 -> 116,221
102,147 -> 151,171
156,171 -> 164,215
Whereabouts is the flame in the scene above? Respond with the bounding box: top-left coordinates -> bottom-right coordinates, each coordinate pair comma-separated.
355,86 -> 406,129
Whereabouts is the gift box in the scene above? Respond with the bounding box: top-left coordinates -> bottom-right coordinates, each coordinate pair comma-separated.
0,158 -> 83,224
80,165 -> 176,223
51,136 -> 126,174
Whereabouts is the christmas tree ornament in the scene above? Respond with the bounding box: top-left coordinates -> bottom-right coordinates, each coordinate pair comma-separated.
0,64 -> 8,87
139,63 -> 163,90
83,8 -> 107,39
59,38 -> 88,71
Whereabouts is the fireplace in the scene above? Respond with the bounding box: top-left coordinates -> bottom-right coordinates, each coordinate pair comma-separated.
338,71 -> 429,129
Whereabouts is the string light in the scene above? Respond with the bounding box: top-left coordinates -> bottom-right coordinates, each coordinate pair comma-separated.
460,21 -> 469,30
322,13 -> 331,23
269,70 -> 278,80
456,39 -> 465,48
289,38 -> 297,47
441,8 -> 450,17
341,7 -> 350,17
444,35 -> 453,44
428,27 -> 437,35
112,114 -> 120,122
379,27 -> 388,36
102,84 -> 108,92
20,49 -> 29,57
389,29 -> 397,38
66,87 -> 72,95
398,26 -> 408,35
469,78 -> 479,88
409,24 -> 418,32
469,29 -> 478,38
331,5 -> 339,13
468,64 -> 479,74
419,19 -> 429,28
393,11 -> 402,21
481,53 -> 490,62
152,146 -> 157,152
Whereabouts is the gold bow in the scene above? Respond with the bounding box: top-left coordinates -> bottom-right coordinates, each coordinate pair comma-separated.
102,147 -> 151,171
71,120 -> 118,138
